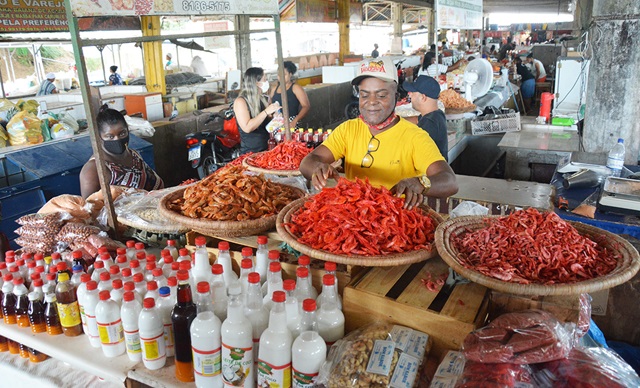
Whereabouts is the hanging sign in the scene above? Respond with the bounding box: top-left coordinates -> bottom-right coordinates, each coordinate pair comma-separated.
0,0 -> 68,32
436,0 -> 482,30
68,0 -> 278,17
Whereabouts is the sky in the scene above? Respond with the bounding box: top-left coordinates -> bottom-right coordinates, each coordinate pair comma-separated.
488,13 -> 574,26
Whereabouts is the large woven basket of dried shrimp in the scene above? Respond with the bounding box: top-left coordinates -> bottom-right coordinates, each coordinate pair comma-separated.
158,166 -> 305,237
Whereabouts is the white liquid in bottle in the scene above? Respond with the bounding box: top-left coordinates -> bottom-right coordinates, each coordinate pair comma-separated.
216,241 -> 238,286
258,291 -> 292,388
255,236 -> 269,285
120,291 -> 142,362
95,290 -> 126,357
139,297 -> 167,370
191,282 -> 222,387
291,299 -> 326,388
221,282 -> 254,388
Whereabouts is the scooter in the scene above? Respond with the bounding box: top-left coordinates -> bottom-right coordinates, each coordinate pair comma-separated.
186,106 -> 241,179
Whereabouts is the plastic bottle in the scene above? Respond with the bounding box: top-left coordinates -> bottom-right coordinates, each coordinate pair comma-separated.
129,259 -> 143,277
7,339 -> 19,355
165,239 -> 179,260
125,241 -> 136,261
294,267 -> 316,307
45,273 -> 56,289
313,128 -> 323,148
96,290 -> 126,357
56,261 -> 72,282
167,276 -> 178,305
210,264 -> 228,322
26,260 -> 37,287
27,291 -> 46,333
115,247 -> 127,261
139,297 -> 167,370
91,260 -> 107,283
177,248 -> 191,263
145,280 -> 160,302
31,278 -> 44,301
116,254 -> 128,270
109,265 -> 122,282
241,247 -> 254,266
239,258 -> 254,303
180,260 -> 197,293
1,274 -> 15,324
193,237 -> 212,286
261,250 -> 281,296
98,252 -> 114,271
221,281 -> 254,388
98,272 -> 113,292
135,242 -> 146,258
121,291 -> 143,362
316,274 -> 342,311
322,129 -> 331,142
607,138 -> 625,177
316,296 -> 344,347
171,270 -> 198,382
84,280 -> 102,347
161,256 -> 174,279
258,291 -> 292,388
44,293 -> 63,335
14,277 -> 30,328
291,300 -> 326,388
0,336 -> 7,353
124,281 -> 144,307
263,261 -> 284,310
76,273 -> 91,333
28,347 -> 48,363
216,241 -> 238,286
151,268 -> 168,289
324,262 -> 339,298
120,268 -> 132,285
145,261 -> 157,282
255,236 -> 269,284
133,272 -> 147,296
111,279 -> 124,307
156,286 -> 175,358
0,262 -> 8,278
283,279 -> 302,340
17,259 -> 28,283
244,273 -> 268,365
55,272 -> 82,336
70,265 -> 85,288
191,282 -> 222,387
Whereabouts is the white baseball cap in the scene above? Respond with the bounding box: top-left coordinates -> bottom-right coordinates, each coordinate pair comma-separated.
46,72 -> 55,79
352,57 -> 398,85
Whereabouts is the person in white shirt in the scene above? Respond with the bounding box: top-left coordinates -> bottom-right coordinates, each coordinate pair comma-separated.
525,53 -> 547,82
417,52 -> 466,78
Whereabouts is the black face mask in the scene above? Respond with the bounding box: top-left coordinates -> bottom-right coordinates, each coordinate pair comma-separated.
103,134 -> 129,155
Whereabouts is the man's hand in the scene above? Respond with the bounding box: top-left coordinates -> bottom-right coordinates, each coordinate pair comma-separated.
391,177 -> 425,209
311,163 -> 340,191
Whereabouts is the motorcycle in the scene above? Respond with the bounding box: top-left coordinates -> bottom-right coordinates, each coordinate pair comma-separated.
186,106 -> 241,179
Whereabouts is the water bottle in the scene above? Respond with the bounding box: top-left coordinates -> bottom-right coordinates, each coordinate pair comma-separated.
606,138 -> 625,177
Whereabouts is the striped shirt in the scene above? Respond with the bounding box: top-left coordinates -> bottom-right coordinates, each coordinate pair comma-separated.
417,64 -> 448,78
36,79 -> 56,96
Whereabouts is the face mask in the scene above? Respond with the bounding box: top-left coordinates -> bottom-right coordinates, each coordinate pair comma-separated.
103,134 -> 129,155
259,81 -> 269,94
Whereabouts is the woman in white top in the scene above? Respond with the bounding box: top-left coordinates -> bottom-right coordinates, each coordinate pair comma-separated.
417,52 -> 466,78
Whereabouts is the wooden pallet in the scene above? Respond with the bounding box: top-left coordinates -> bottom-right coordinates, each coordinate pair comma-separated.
488,291 -> 582,324
343,257 -> 488,359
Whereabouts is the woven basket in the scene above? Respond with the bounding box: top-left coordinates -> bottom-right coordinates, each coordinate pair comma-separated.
435,215 -> 640,296
243,152 -> 302,176
276,197 -> 444,266
158,186 -> 305,238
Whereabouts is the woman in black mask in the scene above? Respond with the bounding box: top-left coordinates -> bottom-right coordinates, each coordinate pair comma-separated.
79,105 -> 164,198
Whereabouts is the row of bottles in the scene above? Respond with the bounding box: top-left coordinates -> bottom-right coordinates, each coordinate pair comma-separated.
268,127 -> 332,150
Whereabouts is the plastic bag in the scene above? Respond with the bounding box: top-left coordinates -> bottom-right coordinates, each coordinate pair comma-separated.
576,294 -> 591,339
265,111 -> 285,133
0,124 -> 8,147
108,186 -> 186,234
455,361 -> 534,388
56,222 -> 101,244
533,347 -> 640,388
450,201 -> 490,219
37,194 -> 94,223
16,212 -> 68,229
317,322 -> 432,388
15,99 -> 39,115
125,115 -> 155,138
0,98 -> 15,113
14,237 -> 56,255
430,350 -> 466,387
462,310 -> 575,364
46,111 -> 78,139
7,110 -> 43,145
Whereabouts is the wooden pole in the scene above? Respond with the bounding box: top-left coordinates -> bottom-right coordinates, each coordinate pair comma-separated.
338,0 -> 350,65
141,16 -> 166,95
274,15 -> 291,141
64,0 -> 118,234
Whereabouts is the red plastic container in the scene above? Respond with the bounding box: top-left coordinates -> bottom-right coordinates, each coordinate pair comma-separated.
539,92 -> 555,122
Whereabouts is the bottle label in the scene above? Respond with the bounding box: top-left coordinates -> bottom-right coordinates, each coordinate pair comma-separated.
365,340 -> 396,376
193,345 -> 222,377
98,319 -> 124,345
221,343 -> 253,386
56,301 -> 81,328
607,156 -> 624,170
85,313 -> 99,339
124,329 -> 141,354
141,332 -> 166,362
389,353 -> 420,388
79,305 -> 87,326
292,367 -> 318,388
258,359 -> 291,388
163,323 -> 174,352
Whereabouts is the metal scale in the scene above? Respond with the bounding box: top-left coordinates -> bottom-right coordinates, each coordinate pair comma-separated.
598,177 -> 640,215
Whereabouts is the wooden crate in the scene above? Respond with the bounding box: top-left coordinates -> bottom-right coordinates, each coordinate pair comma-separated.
343,257 -> 488,359
488,291 -> 582,324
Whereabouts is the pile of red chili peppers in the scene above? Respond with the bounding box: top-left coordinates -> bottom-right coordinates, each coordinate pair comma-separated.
249,142 -> 312,170
453,208 -> 618,284
287,178 -> 435,256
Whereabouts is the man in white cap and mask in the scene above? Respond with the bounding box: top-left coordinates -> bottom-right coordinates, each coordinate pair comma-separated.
300,57 -> 458,209
37,73 -> 58,96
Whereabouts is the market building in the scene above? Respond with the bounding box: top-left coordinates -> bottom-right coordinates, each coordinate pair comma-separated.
0,0 -> 640,385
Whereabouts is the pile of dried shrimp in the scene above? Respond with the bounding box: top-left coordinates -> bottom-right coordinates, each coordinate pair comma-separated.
248,142 -> 312,170
439,89 -> 475,110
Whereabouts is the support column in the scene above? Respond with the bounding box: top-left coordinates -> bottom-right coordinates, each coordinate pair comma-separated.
235,15 -> 252,73
427,8 -> 435,46
582,0 -> 640,163
338,0 -> 350,65
390,3 -> 403,54
141,16 -> 166,94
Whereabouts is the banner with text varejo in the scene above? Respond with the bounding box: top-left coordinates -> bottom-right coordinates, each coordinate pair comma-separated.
0,0 -> 68,32
68,0 -> 278,17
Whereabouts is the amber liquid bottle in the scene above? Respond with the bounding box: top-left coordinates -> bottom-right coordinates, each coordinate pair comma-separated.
19,343 -> 29,358
13,278 -> 30,328
7,340 -> 19,354
28,347 -> 48,363
28,293 -> 46,334
55,273 -> 83,336
170,270 -> 197,382
0,336 -> 8,352
44,293 -> 64,336
2,274 -> 16,325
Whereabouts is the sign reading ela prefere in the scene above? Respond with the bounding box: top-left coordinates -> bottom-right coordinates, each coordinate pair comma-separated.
436,0 -> 482,30
68,0 -> 278,17
0,0 -> 68,32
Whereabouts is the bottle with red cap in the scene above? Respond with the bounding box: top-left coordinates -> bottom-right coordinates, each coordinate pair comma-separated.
255,236 -> 269,284
171,270 -> 198,382
44,293 -> 63,335
316,276 -> 344,347
150,268 -> 166,290
145,280 -> 160,302
125,240 -> 136,261
179,260 -> 197,292
283,279 -> 301,339
34,252 -> 45,267
16,258 -> 28,283
109,265 -> 122,282
263,262 -> 284,310
135,252 -> 147,272
193,237 -> 212,286
71,250 -> 87,273
258,290 -> 292,388
170,262 -> 180,279
145,258 -> 158,282
0,262 -> 8,278
216,241 -> 238,286
245,272 -> 268,365
97,250 -> 113,271
241,246 -> 254,265
45,273 -> 56,289
135,242 -> 147,258
4,250 -> 15,270
96,290 -> 126,357
84,280 -> 102,347
111,279 -> 124,307
71,265 -> 85,288
191,281 -> 222,386
55,272 -> 82,336
26,260 -> 37,288
121,267 -> 133,284
56,261 -> 72,283
124,281 -> 143,306
121,291 -> 142,362
165,239 -> 180,260
221,281 -> 254,387
297,256 -> 315,295
210,264 -> 227,322
14,277 -> 30,328
31,278 -> 44,301
177,248 -> 191,263
116,254 -> 128,270
261,250 -> 281,296
131,272 -> 145,297
76,273 -> 92,332
98,272 -> 113,292
27,291 -> 46,334
294,267 -> 317,309
28,273 -> 40,293
129,259 -> 143,277
167,276 -> 178,305
291,299 -> 326,388
156,286 -> 175,358
324,262 -> 339,296
161,256 -> 174,279
91,260 -> 107,283
139,297 -> 167,370
239,258 -> 254,303
316,273 -> 342,310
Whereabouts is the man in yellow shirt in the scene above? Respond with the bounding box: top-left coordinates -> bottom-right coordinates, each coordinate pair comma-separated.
300,57 -> 458,209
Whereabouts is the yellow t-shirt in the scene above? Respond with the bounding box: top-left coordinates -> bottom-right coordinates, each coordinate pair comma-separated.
323,117 -> 445,189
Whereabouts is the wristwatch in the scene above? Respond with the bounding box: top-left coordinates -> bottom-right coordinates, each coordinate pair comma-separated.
418,175 -> 431,194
